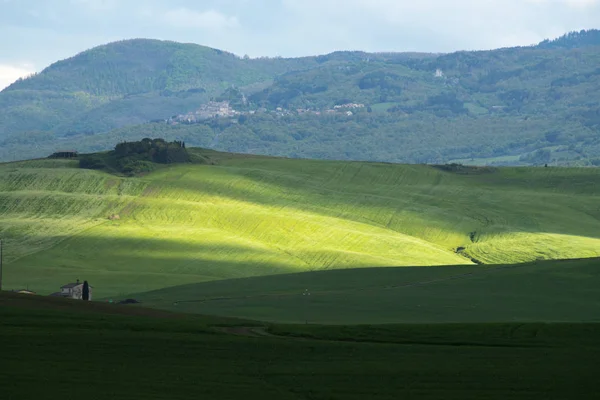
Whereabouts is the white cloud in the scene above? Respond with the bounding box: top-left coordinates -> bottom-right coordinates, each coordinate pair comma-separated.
0,63 -> 37,90
163,8 -> 240,31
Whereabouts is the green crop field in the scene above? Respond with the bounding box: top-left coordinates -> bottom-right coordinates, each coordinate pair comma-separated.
2,150 -> 600,399
133,257 -> 600,324
2,292 -> 600,400
1,149 -> 600,298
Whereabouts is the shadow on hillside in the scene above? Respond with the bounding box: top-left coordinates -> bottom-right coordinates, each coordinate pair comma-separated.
141,257 -> 600,324
131,256 -> 600,301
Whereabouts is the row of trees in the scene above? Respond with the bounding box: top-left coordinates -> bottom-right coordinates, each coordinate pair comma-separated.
80,138 -> 190,174
114,138 -> 188,163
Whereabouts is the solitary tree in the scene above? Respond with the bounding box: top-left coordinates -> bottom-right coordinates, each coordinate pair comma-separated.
82,280 -> 90,301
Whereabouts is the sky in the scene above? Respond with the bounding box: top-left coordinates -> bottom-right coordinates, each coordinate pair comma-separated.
1,0 -> 599,89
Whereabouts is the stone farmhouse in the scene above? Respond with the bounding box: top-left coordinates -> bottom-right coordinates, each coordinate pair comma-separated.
50,279 -> 93,300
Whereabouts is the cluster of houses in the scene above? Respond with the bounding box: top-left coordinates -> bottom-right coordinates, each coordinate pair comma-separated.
170,101 -> 239,124
274,103 -> 366,117
330,103 -> 365,116
333,103 -> 365,110
164,100 -> 367,125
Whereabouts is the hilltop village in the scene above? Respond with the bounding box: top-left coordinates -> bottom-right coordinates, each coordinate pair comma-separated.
167,101 -> 366,125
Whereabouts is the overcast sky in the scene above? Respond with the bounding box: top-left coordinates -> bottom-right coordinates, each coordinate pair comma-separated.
1,0 -> 599,89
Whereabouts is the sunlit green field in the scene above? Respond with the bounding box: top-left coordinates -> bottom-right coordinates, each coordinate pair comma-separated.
2,149 -> 600,298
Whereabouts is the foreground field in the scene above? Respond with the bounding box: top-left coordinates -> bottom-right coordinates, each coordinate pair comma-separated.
2,292 -> 599,400
1,150 -> 600,297
133,257 -> 600,324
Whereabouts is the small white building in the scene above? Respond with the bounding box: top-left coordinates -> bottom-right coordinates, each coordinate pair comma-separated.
50,280 -> 93,300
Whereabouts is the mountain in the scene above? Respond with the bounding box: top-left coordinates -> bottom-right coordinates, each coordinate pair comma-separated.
1,30 -> 600,165
0,39 -> 315,137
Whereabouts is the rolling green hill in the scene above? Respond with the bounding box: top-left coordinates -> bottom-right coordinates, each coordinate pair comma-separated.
133,258 -> 600,324
2,149 -> 600,298
1,30 -> 600,165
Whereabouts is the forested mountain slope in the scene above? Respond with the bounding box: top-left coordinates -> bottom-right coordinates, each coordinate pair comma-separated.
0,39 -> 315,137
1,30 -> 599,165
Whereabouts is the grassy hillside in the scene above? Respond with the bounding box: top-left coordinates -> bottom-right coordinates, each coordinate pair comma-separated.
133,258 -> 600,324
1,31 -> 600,165
1,150 -> 600,298
3,292 -> 600,400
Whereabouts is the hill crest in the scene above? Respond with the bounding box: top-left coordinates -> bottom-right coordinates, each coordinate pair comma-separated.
2,151 -> 600,297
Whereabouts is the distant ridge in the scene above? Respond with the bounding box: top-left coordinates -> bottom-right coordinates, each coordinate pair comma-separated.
537,29 -> 600,49
1,30 -> 599,166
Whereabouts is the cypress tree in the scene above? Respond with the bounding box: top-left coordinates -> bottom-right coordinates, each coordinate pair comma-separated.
82,280 -> 90,301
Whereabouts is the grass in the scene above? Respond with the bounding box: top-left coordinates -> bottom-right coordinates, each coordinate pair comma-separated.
1,149 -> 600,298
2,292 -> 600,400
2,149 -> 599,399
131,257 -> 600,324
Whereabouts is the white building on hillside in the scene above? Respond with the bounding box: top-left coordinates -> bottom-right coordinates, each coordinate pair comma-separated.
50,280 -> 93,300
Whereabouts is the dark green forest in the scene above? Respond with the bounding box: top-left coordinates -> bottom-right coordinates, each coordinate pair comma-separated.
1,30 -> 599,165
